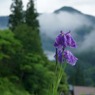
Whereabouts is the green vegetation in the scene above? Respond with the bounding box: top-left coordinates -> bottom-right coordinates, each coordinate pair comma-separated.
0,77 -> 30,95
0,29 -> 68,95
14,24 -> 43,54
26,0 -> 39,28
9,0 -> 24,31
0,0 -> 68,95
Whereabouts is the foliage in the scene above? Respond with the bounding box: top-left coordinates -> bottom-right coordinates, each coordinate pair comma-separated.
59,71 -> 69,95
20,53 -> 56,95
0,77 -> 30,95
14,24 -> 43,54
0,29 -> 22,60
26,0 -> 39,29
0,30 -> 29,95
9,0 -> 24,31
0,29 -> 22,76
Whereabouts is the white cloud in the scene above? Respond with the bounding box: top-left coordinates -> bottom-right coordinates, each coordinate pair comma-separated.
79,30 -> 95,52
38,12 -> 92,38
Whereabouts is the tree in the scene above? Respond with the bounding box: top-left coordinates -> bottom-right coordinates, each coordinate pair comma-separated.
0,29 -> 22,76
19,53 -> 55,95
24,0 -> 43,54
26,0 -> 39,29
14,24 -> 43,54
9,0 -> 24,31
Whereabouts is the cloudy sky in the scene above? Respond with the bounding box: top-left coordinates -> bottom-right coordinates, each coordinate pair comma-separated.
0,0 -> 95,16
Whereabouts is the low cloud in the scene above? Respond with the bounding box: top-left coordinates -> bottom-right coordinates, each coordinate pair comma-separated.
38,12 -> 92,39
44,51 -> 55,60
38,11 -> 95,59
79,29 -> 95,52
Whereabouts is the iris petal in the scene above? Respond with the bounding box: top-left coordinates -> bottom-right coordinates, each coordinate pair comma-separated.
54,32 -> 67,49
64,50 -> 78,66
66,33 -> 77,48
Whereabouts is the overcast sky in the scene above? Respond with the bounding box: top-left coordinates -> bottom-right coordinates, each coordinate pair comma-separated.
0,0 -> 95,16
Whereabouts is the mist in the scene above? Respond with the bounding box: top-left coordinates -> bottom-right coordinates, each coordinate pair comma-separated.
79,29 -> 95,52
38,12 -> 92,38
38,11 -> 95,60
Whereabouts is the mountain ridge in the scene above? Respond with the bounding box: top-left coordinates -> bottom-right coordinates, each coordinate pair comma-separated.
54,6 -> 82,14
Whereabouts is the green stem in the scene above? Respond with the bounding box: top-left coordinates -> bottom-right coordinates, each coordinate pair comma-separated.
52,48 -> 67,95
53,63 -> 67,95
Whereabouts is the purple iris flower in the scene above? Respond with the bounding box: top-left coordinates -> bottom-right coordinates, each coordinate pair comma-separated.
54,31 -> 77,49
54,31 -> 78,65
57,50 -> 78,65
